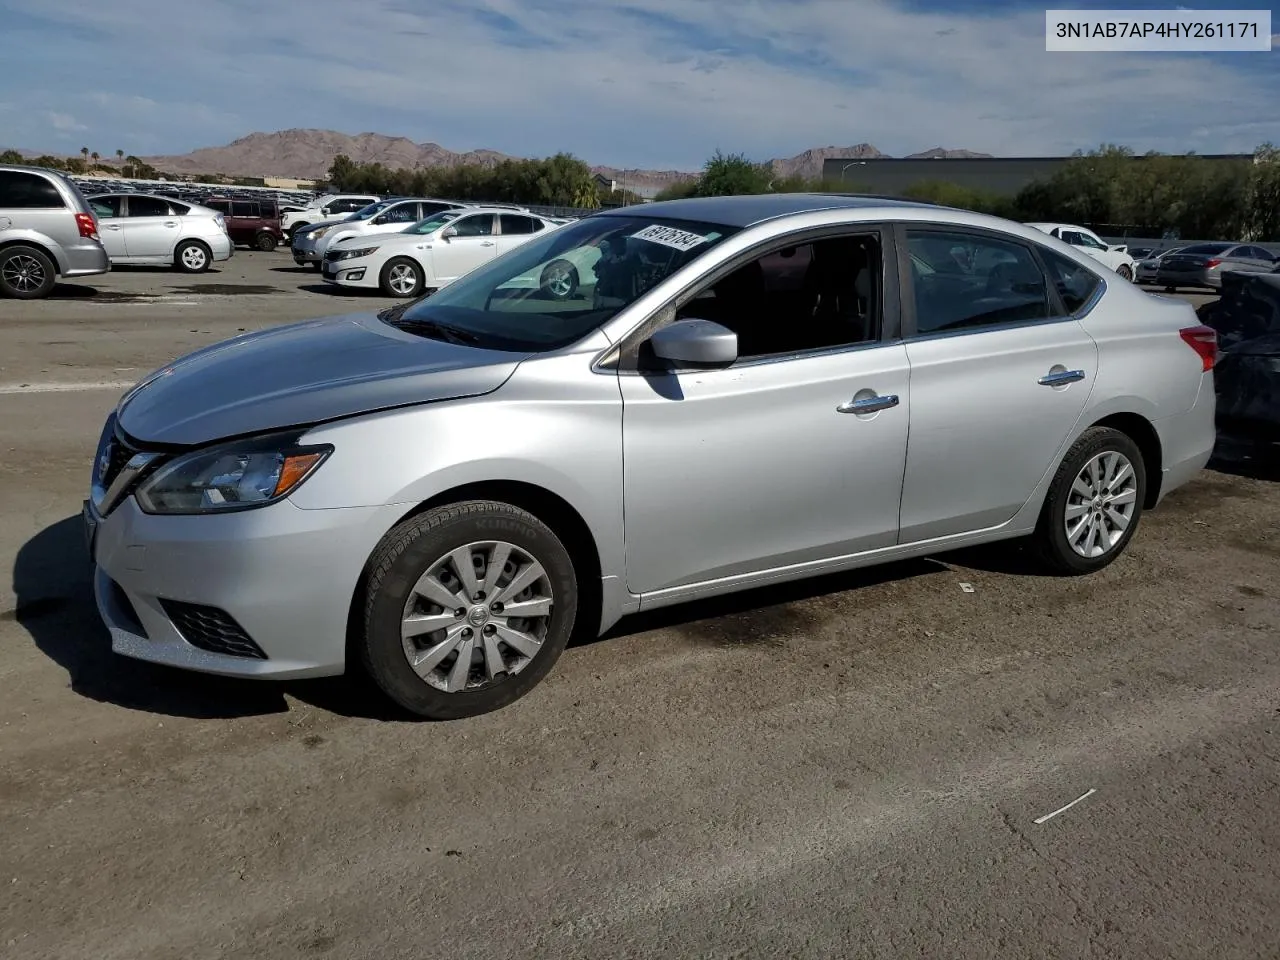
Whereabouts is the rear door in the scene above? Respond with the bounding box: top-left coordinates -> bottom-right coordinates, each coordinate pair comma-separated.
120,195 -> 178,259
87,194 -> 126,258
896,225 -> 1099,543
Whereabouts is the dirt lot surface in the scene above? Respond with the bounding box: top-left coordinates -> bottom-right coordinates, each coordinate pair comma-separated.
1,253 -> 1277,960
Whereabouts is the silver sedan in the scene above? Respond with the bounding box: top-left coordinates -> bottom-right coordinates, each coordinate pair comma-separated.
83,195 -> 1218,719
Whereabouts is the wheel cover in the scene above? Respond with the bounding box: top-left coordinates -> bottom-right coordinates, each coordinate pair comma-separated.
388,263 -> 418,295
2,254 -> 46,292
400,540 -> 554,693
182,245 -> 207,269
543,262 -> 574,298
1064,450 -> 1138,558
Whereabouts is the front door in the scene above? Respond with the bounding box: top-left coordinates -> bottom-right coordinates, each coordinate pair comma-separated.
120,195 -> 179,259
896,227 -> 1099,543
619,226 -> 910,597
431,213 -> 498,285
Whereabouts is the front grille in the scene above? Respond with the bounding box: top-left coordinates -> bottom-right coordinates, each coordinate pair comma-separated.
99,432 -> 139,491
160,599 -> 268,660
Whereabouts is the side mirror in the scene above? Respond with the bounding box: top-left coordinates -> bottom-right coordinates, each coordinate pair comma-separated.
648,319 -> 738,368
441,226 -> 458,241
320,207 -> 332,216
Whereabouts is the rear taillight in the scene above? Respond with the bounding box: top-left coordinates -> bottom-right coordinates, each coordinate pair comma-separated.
1205,258 -> 1221,269
75,212 -> 98,240
1179,324 -> 1218,371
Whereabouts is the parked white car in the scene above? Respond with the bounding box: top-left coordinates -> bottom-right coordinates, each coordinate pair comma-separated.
281,194 -> 380,239
1025,222 -> 1136,280
85,193 -> 233,272
323,208 -> 564,297
311,198 -> 476,263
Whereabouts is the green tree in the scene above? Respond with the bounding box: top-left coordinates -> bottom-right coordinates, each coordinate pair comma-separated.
1245,142 -> 1280,241
692,150 -> 772,196
116,149 -> 124,161
0,149 -> 23,164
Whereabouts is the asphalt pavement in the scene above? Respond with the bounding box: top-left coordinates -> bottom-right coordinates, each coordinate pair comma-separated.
0,252 -> 1276,960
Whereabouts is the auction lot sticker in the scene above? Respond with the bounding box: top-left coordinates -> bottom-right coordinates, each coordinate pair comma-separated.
630,224 -> 711,252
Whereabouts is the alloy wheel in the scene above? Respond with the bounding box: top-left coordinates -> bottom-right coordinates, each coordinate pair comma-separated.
400,540 -> 554,693
1063,450 -> 1138,558
2,254 -> 46,293
181,245 -> 208,270
388,263 -> 418,296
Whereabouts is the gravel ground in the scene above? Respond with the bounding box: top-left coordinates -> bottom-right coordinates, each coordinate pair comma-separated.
1,253 -> 1276,960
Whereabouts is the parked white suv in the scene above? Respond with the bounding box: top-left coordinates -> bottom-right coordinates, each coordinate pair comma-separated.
281,194 -> 380,239
1025,222 -> 1136,280
86,193 -> 233,273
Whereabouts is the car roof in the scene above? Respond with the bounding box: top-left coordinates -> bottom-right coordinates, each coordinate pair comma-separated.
594,193 -> 941,229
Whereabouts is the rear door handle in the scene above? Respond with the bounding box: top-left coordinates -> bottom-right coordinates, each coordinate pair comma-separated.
480,240 -> 495,246
104,224 -> 122,230
163,221 -> 178,227
1038,369 -> 1086,386
837,394 -> 899,414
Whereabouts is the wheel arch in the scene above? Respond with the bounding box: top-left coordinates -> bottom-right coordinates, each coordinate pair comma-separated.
0,236 -> 64,276
345,479 -> 605,670
1087,411 -> 1163,508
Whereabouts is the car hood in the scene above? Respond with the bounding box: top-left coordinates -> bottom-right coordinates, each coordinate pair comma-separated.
116,311 -> 529,446
331,230 -> 422,249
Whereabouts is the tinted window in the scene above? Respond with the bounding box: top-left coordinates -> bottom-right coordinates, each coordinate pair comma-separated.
0,171 -> 65,209
672,232 -> 882,358
128,196 -> 171,217
1246,246 -> 1273,261
420,201 -> 460,217
89,195 -> 122,218
231,201 -> 259,218
1038,247 -> 1103,314
452,213 -> 495,237
205,199 -> 231,214
907,230 -> 1051,334
500,214 -> 542,235
169,201 -> 191,215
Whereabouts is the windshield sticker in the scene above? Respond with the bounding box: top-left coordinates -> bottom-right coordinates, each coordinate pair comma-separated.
630,224 -> 710,252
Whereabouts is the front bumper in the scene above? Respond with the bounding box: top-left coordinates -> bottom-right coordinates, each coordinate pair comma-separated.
85,494 -> 397,679
322,257 -> 377,287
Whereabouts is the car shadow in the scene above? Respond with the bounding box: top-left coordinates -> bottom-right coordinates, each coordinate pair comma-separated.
298,283 -> 379,297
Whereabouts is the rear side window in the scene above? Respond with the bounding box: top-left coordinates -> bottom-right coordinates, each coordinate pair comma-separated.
499,214 -> 542,235
0,171 -> 66,208
1038,247 -> 1102,314
127,196 -> 171,217
168,201 -> 191,215
231,201 -> 259,218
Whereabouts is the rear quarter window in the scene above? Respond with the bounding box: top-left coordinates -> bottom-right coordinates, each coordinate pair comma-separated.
0,171 -> 67,209
1037,246 -> 1103,314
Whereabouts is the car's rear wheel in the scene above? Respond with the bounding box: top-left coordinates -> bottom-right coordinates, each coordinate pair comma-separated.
359,501 -> 578,720
175,240 -> 211,273
1116,264 -> 1133,281
380,257 -> 425,298
255,232 -> 278,252
540,259 -> 579,300
0,245 -> 57,299
1031,426 -> 1146,575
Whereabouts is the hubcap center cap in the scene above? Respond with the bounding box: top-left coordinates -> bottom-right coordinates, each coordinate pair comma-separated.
466,605 -> 489,627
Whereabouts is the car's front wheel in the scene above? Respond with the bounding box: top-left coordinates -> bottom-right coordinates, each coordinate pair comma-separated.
1116,264 -> 1133,281
380,257 -> 425,297
359,501 -> 578,719
1031,426 -> 1146,575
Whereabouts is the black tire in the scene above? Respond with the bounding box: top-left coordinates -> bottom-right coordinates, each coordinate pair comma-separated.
1116,264 -> 1133,281
174,239 -> 212,273
1031,426 -> 1147,575
1164,284 -> 1177,292
0,244 -> 57,300
255,232 -> 278,252
360,500 -> 578,720
310,261 -> 323,271
539,259 -> 580,300
379,256 -> 425,298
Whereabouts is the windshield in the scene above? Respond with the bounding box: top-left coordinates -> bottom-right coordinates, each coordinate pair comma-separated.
402,211 -> 462,235
386,215 -> 739,352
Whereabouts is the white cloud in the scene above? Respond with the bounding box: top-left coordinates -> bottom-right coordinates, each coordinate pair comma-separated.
48,112 -> 87,133
2,0 -> 1277,167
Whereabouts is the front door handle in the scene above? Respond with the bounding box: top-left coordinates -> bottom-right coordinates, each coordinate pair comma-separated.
838,394 -> 899,414
1038,369 -> 1086,386
163,221 -> 178,227
480,240 -> 495,247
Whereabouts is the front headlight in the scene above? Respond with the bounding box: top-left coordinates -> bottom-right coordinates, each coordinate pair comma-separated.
310,225 -> 333,239
135,432 -> 333,515
334,246 -> 379,261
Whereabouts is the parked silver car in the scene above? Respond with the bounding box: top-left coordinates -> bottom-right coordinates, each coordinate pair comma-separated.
0,164 -> 110,298
1156,242 -> 1276,290
83,195 -> 1218,719
85,193 -> 234,272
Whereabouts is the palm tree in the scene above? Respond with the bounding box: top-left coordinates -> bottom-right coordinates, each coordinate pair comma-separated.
116,149 -> 124,161
91,151 -> 99,163
80,147 -> 89,161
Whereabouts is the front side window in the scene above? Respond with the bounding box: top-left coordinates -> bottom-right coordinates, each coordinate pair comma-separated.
907,229 -> 1051,335
388,215 -> 738,352
404,211 -> 461,235
670,232 -> 882,358
0,171 -> 65,209
451,214 -> 495,237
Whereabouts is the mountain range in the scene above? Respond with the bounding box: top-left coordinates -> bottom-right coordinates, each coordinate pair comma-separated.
8,128 -> 993,188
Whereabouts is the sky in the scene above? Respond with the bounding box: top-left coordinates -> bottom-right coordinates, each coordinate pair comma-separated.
0,0 -> 1276,171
